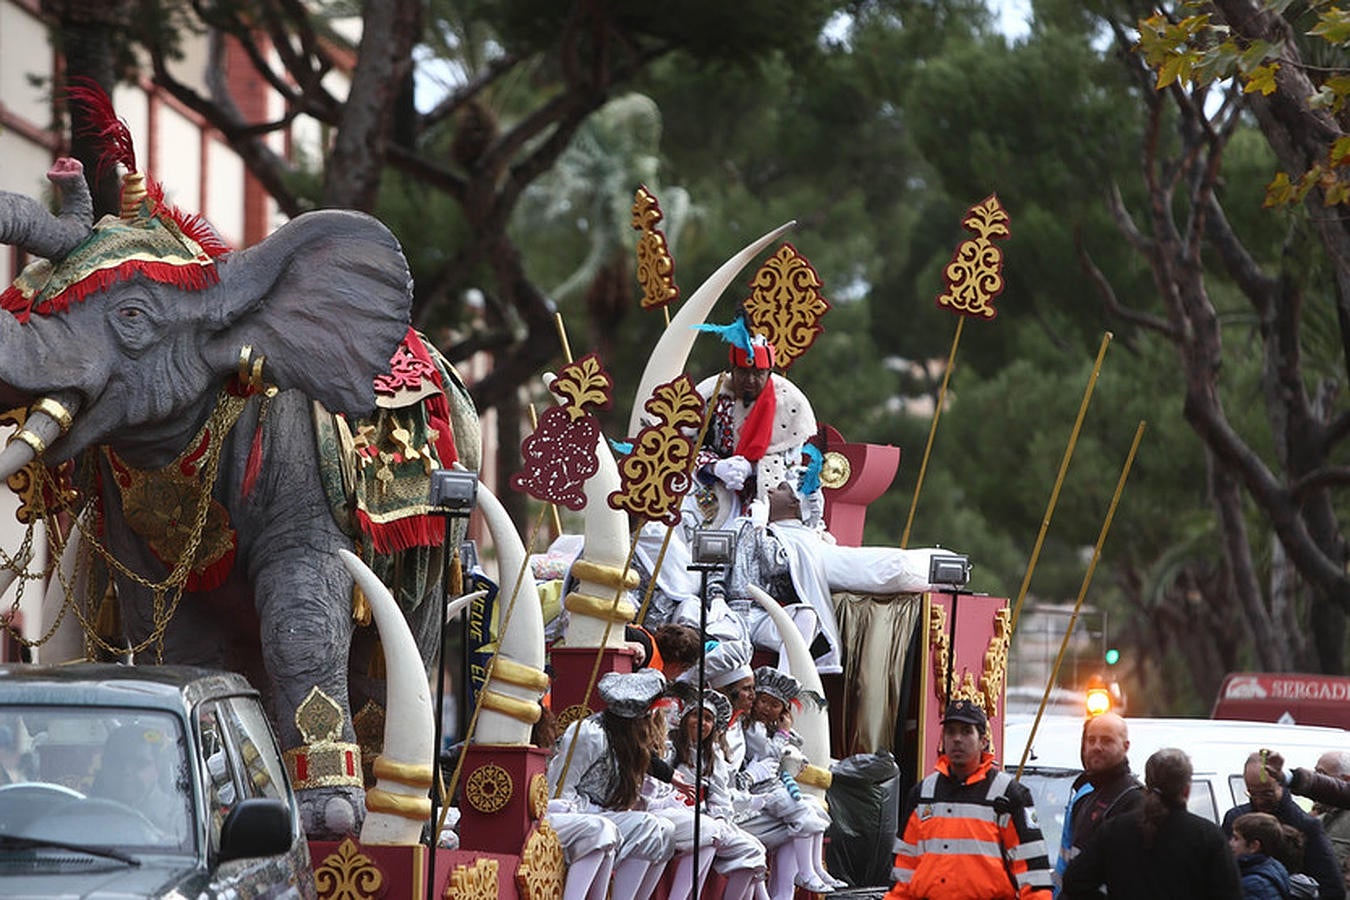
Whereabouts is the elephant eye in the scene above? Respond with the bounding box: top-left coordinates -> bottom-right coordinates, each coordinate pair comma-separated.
119,305 -> 143,319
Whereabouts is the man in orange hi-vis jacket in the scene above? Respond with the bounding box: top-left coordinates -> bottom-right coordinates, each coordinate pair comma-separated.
887,700 -> 1053,900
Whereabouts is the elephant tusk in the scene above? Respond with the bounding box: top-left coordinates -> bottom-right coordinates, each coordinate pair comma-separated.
539,371 -> 636,650
340,549 -> 434,846
746,583 -> 833,797
0,393 -> 81,483
627,220 -> 796,436
38,524 -> 85,665
445,589 -> 486,624
471,480 -> 547,745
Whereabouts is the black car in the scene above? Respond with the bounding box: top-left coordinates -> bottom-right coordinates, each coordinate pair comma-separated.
0,663 -> 316,898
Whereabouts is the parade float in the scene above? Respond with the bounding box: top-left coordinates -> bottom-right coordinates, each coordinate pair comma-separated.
0,85 -> 1145,900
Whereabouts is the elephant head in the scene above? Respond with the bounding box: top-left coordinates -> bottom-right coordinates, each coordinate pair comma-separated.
0,155 -> 480,841
0,159 -> 410,479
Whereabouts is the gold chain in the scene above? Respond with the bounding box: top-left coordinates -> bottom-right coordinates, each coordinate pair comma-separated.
0,388 -> 246,660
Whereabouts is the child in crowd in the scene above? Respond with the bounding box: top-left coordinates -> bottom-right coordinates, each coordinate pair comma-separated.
669,688 -> 770,900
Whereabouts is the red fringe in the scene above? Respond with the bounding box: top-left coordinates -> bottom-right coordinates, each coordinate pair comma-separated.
242,421 -> 264,501
0,284 -> 30,323
354,509 -> 443,555
182,543 -> 235,592
27,259 -> 218,319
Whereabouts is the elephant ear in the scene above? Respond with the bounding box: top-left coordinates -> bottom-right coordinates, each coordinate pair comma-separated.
209,209 -> 412,417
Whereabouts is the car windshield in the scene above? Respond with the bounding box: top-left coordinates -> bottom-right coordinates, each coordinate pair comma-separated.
0,706 -> 194,857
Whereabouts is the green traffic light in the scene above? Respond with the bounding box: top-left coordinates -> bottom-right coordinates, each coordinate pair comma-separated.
1105,648 -> 1120,665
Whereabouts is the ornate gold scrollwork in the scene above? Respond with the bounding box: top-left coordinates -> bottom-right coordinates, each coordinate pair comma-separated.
517,820 -> 565,900
447,857 -> 499,900
314,838 -> 384,900
555,704 -> 592,733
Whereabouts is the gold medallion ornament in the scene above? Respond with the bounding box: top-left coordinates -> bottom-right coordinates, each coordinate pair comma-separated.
465,762 -> 514,814
314,838 -> 384,900
555,704 -> 592,733
517,820 -> 565,900
632,185 -> 679,310
529,772 -> 550,820
447,857 -> 499,900
741,242 -> 831,370
819,451 -> 851,490
936,194 -> 1011,320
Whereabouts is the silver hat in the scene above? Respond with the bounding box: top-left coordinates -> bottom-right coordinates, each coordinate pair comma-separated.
752,666 -> 801,705
598,669 -> 668,719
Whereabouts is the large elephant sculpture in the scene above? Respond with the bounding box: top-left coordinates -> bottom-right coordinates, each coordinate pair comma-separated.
0,158 -> 479,838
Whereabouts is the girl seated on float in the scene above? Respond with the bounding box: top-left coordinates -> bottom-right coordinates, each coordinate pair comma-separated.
740,666 -> 844,895
547,669 -> 677,900
668,687 -> 771,900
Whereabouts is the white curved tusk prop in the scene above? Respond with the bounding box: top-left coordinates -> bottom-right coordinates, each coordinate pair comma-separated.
0,393 -> 80,483
747,584 -> 832,797
445,590 -> 486,624
627,220 -> 796,435
37,526 -> 83,665
341,549 -> 433,846
472,480 -> 548,745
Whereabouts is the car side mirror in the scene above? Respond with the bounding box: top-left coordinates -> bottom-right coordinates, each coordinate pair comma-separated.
218,798 -> 294,862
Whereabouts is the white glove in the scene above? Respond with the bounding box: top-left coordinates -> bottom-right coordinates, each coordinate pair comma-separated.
780,745 -> 808,778
712,456 -> 752,490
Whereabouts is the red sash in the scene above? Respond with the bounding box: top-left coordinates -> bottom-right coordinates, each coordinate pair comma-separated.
734,376 -> 776,462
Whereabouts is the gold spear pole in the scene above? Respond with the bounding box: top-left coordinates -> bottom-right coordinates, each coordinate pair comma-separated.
901,317 -> 964,549
1014,420 -> 1145,782
1008,331 -> 1113,636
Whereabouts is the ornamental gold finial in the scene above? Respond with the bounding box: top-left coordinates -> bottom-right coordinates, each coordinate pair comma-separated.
631,185 -> 679,310
936,194 -> 1012,319
741,243 -> 830,370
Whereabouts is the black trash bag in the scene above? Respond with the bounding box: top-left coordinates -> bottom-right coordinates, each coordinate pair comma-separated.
825,751 -> 901,888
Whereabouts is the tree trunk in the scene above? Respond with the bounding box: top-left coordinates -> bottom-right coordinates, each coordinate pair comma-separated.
322,0 -> 422,210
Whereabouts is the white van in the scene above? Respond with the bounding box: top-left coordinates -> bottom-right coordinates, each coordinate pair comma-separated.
1001,715 -> 1350,853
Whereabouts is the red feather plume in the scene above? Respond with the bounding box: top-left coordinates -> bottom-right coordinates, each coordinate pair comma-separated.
65,77 -> 137,179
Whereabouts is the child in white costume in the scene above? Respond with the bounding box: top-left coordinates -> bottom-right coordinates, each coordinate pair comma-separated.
697,640 -> 833,898
547,669 -> 677,900
741,666 -> 845,895
667,688 -> 771,900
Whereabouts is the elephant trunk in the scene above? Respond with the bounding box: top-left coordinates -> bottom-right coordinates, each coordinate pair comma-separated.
0,158 -> 94,262
472,480 -> 548,745
0,392 -> 82,483
339,549 -> 434,846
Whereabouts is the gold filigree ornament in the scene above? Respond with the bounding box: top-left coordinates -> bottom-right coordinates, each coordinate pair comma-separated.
284,686 -> 363,790
936,194 -> 1012,320
819,451 -> 851,490
314,837 -> 384,900
979,607 -> 1012,721
631,185 -> 679,311
609,375 -> 704,526
517,820 -> 565,900
529,772 -> 550,821
741,242 -> 831,370
465,762 -> 514,814
550,354 -> 614,421
928,602 -> 950,709
448,857 -> 500,900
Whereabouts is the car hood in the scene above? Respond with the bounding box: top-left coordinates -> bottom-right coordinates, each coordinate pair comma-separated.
0,856 -> 204,899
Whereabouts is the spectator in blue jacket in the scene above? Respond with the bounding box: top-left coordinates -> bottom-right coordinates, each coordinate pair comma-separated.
1231,812 -> 1292,900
